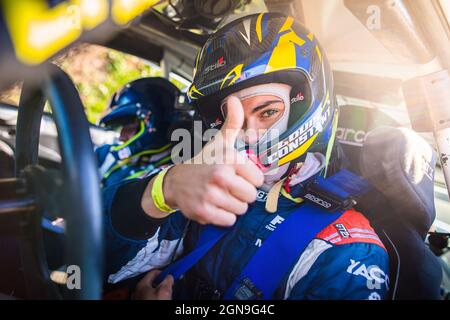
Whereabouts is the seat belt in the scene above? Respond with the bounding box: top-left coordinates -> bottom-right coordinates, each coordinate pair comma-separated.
154,169 -> 371,295
224,169 -> 371,299
223,203 -> 343,299
153,224 -> 228,286
224,203 -> 344,300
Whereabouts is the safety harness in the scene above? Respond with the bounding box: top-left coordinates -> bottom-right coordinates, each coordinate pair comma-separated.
154,169 -> 371,299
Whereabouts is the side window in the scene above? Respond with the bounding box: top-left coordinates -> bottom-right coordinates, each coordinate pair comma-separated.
0,82 -> 21,106
56,44 -> 191,125
55,44 -> 160,125
0,43 -> 191,125
0,43 -> 192,169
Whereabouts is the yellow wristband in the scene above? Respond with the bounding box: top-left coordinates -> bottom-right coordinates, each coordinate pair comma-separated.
151,166 -> 177,214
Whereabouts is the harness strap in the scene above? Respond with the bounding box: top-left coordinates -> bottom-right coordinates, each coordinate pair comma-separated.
223,202 -> 343,299
154,169 -> 371,296
153,225 -> 227,286
224,169 -> 371,300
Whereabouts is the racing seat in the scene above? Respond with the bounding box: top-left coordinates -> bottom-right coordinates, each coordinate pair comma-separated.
337,105 -> 443,299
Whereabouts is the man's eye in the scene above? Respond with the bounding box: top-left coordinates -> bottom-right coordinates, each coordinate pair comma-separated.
261,109 -> 279,118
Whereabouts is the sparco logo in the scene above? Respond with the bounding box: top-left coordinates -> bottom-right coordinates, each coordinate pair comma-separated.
304,193 -> 332,209
205,56 -> 226,73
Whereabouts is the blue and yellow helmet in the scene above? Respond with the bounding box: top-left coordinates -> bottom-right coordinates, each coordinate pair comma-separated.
188,12 -> 338,174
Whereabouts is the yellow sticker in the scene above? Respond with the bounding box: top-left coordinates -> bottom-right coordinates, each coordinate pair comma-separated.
278,132 -> 319,166
220,64 -> 243,89
1,0 -> 109,65
111,0 -> 160,25
1,0 -> 158,65
78,0 -> 109,30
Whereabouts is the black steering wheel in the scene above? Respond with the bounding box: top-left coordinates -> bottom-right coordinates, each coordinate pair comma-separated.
7,64 -> 103,299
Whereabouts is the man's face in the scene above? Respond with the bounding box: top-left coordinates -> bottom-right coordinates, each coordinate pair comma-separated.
119,120 -> 140,142
222,94 -> 286,145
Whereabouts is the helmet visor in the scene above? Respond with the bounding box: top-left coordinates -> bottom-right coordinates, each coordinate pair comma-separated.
99,103 -> 140,129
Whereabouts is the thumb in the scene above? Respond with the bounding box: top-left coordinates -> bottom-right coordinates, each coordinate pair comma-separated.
157,275 -> 174,300
136,269 -> 161,290
220,96 -> 244,145
160,274 -> 174,288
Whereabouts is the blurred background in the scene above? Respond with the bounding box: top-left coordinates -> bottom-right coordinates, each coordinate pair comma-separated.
0,44 -> 189,124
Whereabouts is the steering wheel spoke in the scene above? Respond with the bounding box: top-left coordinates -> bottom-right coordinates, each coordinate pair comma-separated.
21,165 -> 65,220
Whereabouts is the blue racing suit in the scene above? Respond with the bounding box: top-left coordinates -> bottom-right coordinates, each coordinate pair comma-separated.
95,144 -> 171,187
103,169 -> 390,300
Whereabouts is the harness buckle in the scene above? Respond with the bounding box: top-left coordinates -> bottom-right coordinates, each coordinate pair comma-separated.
304,181 -> 357,212
234,277 -> 264,300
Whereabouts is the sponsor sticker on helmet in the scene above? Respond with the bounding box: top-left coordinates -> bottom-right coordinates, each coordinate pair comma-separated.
209,117 -> 223,129
290,92 -> 305,104
264,102 -> 331,165
204,56 -> 226,74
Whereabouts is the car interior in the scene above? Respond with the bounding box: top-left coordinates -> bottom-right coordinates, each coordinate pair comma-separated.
0,0 -> 449,300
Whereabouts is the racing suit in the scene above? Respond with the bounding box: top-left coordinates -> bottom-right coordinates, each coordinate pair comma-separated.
102,156 -> 390,300
95,144 -> 171,187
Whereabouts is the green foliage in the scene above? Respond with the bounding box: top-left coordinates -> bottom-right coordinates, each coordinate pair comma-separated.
74,49 -> 161,124
1,45 -> 189,125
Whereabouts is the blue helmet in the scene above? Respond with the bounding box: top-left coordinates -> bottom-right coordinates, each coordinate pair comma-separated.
188,13 -> 338,176
99,77 -> 181,160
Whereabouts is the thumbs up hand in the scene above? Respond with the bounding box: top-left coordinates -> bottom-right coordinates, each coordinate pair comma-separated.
220,95 -> 246,145
192,96 -> 255,169
145,96 -> 264,227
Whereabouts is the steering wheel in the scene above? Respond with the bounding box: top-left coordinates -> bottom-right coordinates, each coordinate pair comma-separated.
7,64 -> 103,299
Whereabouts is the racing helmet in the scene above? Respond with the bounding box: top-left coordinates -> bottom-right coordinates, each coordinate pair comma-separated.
187,13 -> 338,175
99,77 -> 181,159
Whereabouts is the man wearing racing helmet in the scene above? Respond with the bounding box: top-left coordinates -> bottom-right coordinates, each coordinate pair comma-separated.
96,77 -> 183,187
103,13 -> 389,300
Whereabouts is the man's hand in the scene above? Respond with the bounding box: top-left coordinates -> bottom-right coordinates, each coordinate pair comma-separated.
133,269 -> 173,300
142,96 -> 264,226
